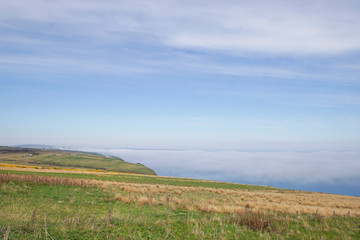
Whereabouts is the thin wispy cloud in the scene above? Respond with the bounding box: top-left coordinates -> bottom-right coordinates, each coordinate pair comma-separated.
1,0 -> 360,80
2,0 -> 360,54
0,55 -> 160,75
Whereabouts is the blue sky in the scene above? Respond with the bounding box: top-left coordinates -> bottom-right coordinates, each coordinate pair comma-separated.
1,0 -> 360,194
0,0 -> 360,196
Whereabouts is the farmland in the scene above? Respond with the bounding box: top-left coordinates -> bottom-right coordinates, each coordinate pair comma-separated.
1,167 -> 360,239
1,146 -> 360,239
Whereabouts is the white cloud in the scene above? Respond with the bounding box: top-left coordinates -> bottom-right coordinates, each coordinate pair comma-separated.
1,0 -> 360,55
1,0 -> 360,84
0,55 -> 159,75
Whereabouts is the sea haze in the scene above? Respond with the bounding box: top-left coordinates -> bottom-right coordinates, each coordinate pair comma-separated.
73,146 -> 360,197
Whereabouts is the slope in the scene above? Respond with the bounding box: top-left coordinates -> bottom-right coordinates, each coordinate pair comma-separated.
0,146 -> 156,175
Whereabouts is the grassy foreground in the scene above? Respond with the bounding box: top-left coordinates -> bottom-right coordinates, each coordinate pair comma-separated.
1,169 -> 360,239
0,146 -> 156,175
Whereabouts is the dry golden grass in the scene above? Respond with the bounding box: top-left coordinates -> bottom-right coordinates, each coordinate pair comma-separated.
2,171 -> 360,217
0,163 -> 143,176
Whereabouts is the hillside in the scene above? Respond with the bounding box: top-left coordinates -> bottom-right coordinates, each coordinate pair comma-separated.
1,146 -> 360,239
0,146 -> 156,175
1,167 -> 360,239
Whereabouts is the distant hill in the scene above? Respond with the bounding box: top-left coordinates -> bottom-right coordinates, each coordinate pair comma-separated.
0,146 -> 156,175
13,144 -> 55,149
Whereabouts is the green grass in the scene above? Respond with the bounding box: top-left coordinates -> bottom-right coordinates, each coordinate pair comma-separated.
0,169 -> 277,191
1,176 -> 359,240
1,148 -> 359,239
0,146 -> 156,175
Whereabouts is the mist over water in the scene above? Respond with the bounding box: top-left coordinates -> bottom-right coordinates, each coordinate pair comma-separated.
75,146 -> 360,197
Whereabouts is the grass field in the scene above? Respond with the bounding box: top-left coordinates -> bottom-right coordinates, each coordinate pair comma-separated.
1,168 -> 360,239
0,146 -> 156,175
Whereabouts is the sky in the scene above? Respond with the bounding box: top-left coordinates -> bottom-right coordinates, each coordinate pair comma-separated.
1,1 -> 360,195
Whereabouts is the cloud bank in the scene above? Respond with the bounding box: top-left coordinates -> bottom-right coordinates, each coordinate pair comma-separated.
76,146 -> 360,196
